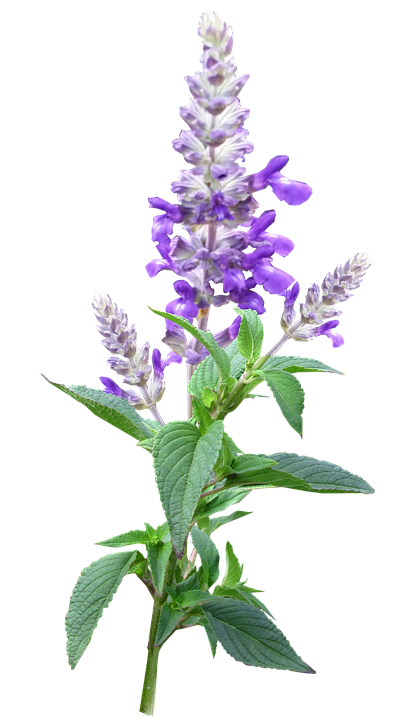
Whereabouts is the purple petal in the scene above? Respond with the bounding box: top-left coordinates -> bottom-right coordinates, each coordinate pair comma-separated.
162,325 -> 187,354
145,259 -> 172,278
173,279 -> 196,300
152,348 -> 164,376
281,281 -> 300,306
163,351 -> 183,368
268,173 -> 313,206
223,267 -> 246,293
253,262 -> 295,294
99,377 -> 124,397
214,316 -> 242,347
317,320 -> 344,347
148,197 -> 184,222
235,290 -> 265,314
246,210 -> 276,242
151,214 -> 175,251
264,234 -> 295,257
247,156 -> 312,206
185,348 -> 209,364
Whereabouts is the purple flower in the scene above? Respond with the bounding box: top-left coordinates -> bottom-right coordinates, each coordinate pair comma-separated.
99,377 -> 147,409
281,281 -> 300,329
165,281 -> 199,328
316,320 -> 344,348
248,156 -> 312,206
242,245 -> 295,294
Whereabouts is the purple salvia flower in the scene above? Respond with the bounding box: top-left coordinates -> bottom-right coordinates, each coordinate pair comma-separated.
147,11 -> 312,323
280,253 -> 371,347
162,315 -> 242,364
92,290 -> 184,410
99,377 -> 148,410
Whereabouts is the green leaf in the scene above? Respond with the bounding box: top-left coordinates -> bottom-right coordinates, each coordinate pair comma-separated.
223,432 -> 243,454
153,420 -> 225,556
145,523 -> 158,543
195,488 -> 250,520
43,378 -> 154,442
154,603 -> 184,646
191,395 -> 214,432
176,590 -> 212,609
201,386 -> 217,409
190,526 -> 220,588
170,571 -> 200,598
188,339 -> 246,397
200,510 -> 252,536
255,369 -> 305,436
238,309 -> 264,362
149,308 -> 230,379
66,551 -> 138,669
96,529 -> 149,548
213,586 -> 274,618
262,355 -> 342,375
126,551 -> 148,578
201,618 -> 218,657
147,541 -> 173,595
203,598 -> 315,673
156,522 -> 171,543
137,438 -> 154,453
222,542 -> 243,587
223,453 -> 311,495
269,450 -> 376,495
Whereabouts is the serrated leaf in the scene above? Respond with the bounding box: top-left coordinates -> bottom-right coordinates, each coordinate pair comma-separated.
238,309 -> 264,362
153,420 -> 224,556
203,598 -> 315,673
269,450 -> 376,495
255,369 -> 304,436
203,510 -> 252,535
149,308 -> 230,379
262,355 -> 342,375
201,618 -> 218,657
224,453 -> 311,495
66,551 -> 137,669
96,529 -> 149,548
145,523 -> 158,543
147,541 -> 173,596
190,526 -> 220,588
172,571 -> 200,597
43,378 -> 154,442
222,542 -> 243,587
223,432 -> 243,455
195,488 -> 251,520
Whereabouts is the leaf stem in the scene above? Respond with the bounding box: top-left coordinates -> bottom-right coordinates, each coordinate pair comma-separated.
139,548 -> 177,716
187,310 -> 211,418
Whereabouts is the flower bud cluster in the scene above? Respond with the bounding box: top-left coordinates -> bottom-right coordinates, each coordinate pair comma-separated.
281,253 -> 371,347
93,293 -> 179,408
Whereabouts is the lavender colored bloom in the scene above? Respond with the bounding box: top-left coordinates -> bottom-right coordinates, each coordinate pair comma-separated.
165,281 -> 199,328
99,377 -> 147,410
146,11 -> 312,324
280,253 -> 371,347
93,292 -> 181,409
163,315 -> 242,364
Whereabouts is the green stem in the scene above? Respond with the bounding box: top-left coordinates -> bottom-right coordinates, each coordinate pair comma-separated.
139,549 -> 178,716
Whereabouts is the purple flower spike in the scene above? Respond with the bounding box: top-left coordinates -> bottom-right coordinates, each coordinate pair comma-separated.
248,156 -> 312,206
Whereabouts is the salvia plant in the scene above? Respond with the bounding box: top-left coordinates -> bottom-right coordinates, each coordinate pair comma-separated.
44,11 -> 374,717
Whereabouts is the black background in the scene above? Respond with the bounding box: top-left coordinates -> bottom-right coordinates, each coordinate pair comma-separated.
35,3 -> 382,717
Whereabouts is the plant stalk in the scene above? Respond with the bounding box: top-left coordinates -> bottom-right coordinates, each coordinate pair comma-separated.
139,549 -> 178,716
